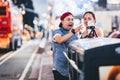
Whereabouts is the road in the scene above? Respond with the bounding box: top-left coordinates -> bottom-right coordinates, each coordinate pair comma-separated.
0,39 -> 54,80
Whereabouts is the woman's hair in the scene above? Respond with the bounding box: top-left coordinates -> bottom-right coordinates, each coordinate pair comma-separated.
83,11 -> 96,19
59,22 -> 62,27
107,66 -> 120,80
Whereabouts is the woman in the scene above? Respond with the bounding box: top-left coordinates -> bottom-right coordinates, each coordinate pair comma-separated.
107,66 -> 120,80
81,11 -> 104,38
52,12 -> 81,80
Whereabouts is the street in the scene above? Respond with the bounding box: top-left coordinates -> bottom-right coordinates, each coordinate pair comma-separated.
0,39 -> 54,80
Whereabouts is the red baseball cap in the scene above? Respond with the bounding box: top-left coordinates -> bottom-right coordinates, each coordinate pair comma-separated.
60,12 -> 73,20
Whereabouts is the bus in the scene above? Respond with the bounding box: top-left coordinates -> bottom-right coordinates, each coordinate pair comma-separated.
0,1 -> 23,50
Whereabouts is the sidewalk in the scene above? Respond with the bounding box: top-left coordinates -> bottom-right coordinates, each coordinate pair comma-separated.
38,42 -> 54,80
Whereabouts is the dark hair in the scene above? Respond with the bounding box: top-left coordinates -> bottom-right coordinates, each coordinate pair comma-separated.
59,22 -> 62,27
112,27 -> 117,30
83,11 -> 96,19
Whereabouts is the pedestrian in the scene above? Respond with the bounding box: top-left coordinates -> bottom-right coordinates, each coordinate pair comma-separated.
52,12 -> 81,80
80,11 -> 104,38
107,27 -> 118,37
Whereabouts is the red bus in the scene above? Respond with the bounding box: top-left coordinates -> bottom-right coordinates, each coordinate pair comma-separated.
0,1 -> 23,50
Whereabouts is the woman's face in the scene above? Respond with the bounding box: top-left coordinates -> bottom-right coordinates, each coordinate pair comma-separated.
115,73 -> 120,80
83,13 -> 96,28
61,15 -> 74,30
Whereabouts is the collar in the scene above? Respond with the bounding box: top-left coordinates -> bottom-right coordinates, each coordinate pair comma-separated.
60,27 -> 69,34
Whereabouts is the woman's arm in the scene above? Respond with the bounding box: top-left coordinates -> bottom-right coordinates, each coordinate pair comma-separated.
95,27 -> 104,37
54,32 -> 74,44
54,26 -> 82,44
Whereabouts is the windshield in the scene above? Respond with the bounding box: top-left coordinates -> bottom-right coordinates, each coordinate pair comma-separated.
0,7 -> 6,16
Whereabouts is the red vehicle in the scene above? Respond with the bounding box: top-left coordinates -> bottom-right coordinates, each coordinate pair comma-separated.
0,1 -> 23,50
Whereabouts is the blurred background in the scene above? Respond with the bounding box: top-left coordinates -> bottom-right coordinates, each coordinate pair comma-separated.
0,0 -> 120,50
11,0 -> 120,37
0,0 -> 120,80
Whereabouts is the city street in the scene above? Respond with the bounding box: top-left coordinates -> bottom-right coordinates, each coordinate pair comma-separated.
0,39 -> 54,80
0,0 -> 120,80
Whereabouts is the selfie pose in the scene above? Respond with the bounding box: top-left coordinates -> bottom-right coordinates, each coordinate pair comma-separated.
81,11 -> 104,38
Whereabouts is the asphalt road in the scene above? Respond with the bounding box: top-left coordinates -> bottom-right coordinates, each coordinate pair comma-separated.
0,39 -> 54,80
